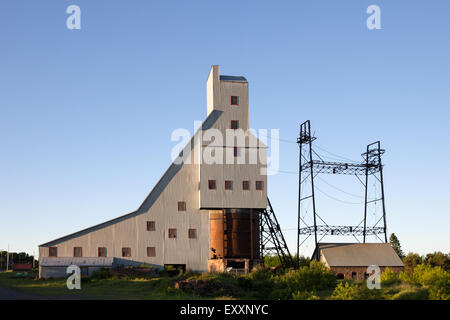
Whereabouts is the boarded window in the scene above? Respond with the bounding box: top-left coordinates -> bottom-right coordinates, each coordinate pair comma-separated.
231,96 -> 239,105
256,180 -> 264,190
178,201 -> 186,211
122,247 -> 131,257
49,247 -> 57,257
231,120 -> 239,129
147,221 -> 155,231
147,247 -> 156,257
188,229 -> 197,239
225,180 -> 233,190
98,247 -> 107,257
168,228 -> 177,239
73,247 -> 82,257
208,180 -> 216,190
243,180 -> 250,190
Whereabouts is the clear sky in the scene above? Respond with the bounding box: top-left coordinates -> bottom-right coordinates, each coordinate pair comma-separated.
0,0 -> 449,258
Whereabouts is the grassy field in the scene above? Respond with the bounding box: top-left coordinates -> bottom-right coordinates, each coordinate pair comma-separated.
0,261 -> 448,300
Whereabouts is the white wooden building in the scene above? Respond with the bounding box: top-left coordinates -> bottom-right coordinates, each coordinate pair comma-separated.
39,66 -> 267,278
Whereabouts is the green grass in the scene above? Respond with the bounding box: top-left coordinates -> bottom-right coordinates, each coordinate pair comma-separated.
0,263 -> 448,300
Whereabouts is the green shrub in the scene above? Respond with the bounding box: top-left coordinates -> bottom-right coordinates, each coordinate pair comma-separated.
381,267 -> 399,285
428,286 -> 450,300
273,260 -> 336,299
331,282 -> 359,300
292,290 -> 320,300
91,268 -> 111,280
398,264 -> 449,300
391,288 -> 429,300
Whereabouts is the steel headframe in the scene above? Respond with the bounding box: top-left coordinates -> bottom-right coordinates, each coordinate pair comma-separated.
260,197 -> 294,269
296,120 -> 388,267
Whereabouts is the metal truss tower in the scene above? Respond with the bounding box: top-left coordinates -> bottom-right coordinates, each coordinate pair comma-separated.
296,120 -> 387,266
260,198 -> 294,268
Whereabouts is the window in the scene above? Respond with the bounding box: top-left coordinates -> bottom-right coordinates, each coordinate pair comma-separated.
98,247 -> 107,257
243,180 -> 250,190
256,180 -> 264,190
122,247 -> 131,257
225,180 -> 233,190
178,201 -> 186,211
352,272 -> 357,280
49,247 -> 57,257
168,228 -> 177,239
231,120 -> 239,129
208,180 -> 216,190
233,146 -> 238,157
73,247 -> 82,257
147,247 -> 156,257
337,273 -> 345,280
231,96 -> 239,105
147,221 -> 155,231
188,229 -> 197,239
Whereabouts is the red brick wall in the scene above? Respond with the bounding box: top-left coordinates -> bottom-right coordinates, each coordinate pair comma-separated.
330,266 -> 404,281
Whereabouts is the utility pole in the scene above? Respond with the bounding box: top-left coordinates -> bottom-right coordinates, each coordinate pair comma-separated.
6,245 -> 9,272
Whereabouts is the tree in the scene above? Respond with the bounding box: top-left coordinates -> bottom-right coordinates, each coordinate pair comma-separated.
389,233 -> 405,259
403,252 -> 423,270
425,252 -> 449,270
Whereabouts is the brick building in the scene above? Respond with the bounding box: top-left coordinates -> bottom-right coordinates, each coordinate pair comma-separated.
313,243 -> 404,281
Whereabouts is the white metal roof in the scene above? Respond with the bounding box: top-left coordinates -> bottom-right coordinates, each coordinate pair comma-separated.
40,257 -> 115,267
318,243 -> 404,267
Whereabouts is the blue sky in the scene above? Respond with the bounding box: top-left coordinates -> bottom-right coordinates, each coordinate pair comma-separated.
0,0 -> 449,258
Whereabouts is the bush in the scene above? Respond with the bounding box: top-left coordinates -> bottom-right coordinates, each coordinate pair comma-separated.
331,282 -> 359,300
273,260 -> 336,299
292,290 -> 320,300
398,264 -> 449,300
91,268 -> 111,280
391,288 -> 429,300
381,267 -> 399,285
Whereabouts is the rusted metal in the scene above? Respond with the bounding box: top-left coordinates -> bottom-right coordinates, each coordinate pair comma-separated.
210,209 -> 260,260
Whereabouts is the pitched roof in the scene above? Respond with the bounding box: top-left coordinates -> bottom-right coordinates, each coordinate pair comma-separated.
317,243 -> 404,267
39,110 -> 223,247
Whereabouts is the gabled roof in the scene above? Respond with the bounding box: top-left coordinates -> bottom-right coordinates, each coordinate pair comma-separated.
39,110 -> 223,247
316,243 -> 404,267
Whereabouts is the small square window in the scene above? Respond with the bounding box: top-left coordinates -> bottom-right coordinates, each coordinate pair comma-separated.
256,180 -> 264,191
98,247 -> 107,257
122,247 -> 131,257
208,180 -> 216,190
188,229 -> 197,239
73,247 -> 82,257
168,228 -> 177,239
231,96 -> 239,105
178,201 -> 186,211
225,180 -> 233,190
243,180 -> 250,190
147,247 -> 156,257
147,221 -> 155,231
231,120 -> 239,129
49,247 -> 57,257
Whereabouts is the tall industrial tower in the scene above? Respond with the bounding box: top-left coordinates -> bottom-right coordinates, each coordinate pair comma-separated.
296,120 -> 388,265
